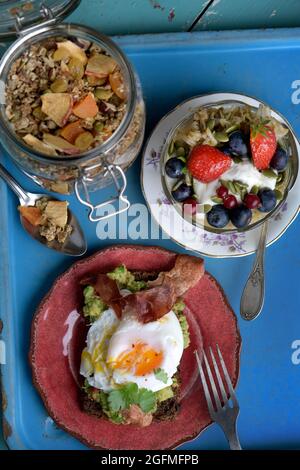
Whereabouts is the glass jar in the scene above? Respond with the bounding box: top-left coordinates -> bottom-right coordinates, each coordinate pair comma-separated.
0,9 -> 145,221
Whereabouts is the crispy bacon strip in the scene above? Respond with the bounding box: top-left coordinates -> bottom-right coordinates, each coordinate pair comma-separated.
81,273 -> 123,317
81,255 -> 204,323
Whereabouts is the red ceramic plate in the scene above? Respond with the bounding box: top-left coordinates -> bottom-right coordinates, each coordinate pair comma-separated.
30,245 -> 241,450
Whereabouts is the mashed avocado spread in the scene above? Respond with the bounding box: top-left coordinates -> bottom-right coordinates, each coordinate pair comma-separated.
82,265 -> 190,348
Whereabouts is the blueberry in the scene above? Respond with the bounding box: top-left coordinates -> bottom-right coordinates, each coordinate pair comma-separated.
258,188 -> 277,212
207,204 -> 230,228
228,131 -> 248,156
270,147 -> 288,171
171,183 -> 193,202
221,144 -> 232,156
165,157 -> 185,178
230,205 -> 252,228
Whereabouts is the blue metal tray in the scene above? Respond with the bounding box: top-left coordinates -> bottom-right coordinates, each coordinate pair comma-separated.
1,29 -> 300,450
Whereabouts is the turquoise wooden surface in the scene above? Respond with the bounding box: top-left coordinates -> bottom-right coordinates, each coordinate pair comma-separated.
1,0 -> 300,452
195,0 -> 300,31
68,0 -> 209,34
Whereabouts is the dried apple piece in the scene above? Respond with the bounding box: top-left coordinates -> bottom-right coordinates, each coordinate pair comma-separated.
73,94 -> 98,118
109,70 -> 126,100
41,93 -> 73,127
53,41 -> 87,65
87,75 -> 107,86
61,121 -> 85,144
74,131 -> 94,151
19,206 -> 42,226
44,200 -> 69,228
23,134 -> 57,156
85,53 -> 117,78
43,133 -> 80,155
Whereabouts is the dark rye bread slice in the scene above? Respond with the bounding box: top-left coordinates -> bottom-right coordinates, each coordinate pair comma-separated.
30,245 -> 241,450
81,269 -> 183,422
81,372 -> 182,422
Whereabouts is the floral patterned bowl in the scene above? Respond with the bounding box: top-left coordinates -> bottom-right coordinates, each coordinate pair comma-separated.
141,93 -> 300,257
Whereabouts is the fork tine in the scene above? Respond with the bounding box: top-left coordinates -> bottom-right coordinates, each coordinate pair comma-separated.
202,350 -> 222,410
195,351 -> 215,416
216,344 -> 238,407
209,347 -> 228,404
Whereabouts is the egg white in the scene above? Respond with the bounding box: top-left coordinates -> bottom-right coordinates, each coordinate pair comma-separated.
80,307 -> 184,393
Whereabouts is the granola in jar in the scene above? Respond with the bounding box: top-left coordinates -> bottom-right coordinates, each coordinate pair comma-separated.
5,37 -> 127,156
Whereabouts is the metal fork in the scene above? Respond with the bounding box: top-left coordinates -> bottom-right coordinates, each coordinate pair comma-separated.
195,345 -> 242,450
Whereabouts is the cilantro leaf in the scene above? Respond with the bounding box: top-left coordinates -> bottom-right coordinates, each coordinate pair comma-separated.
107,383 -> 157,415
108,389 -> 126,411
154,368 -> 168,384
122,382 -> 139,406
138,388 -> 157,413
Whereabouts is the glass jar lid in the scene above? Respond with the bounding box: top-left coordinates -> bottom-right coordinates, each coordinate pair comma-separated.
0,0 -> 80,39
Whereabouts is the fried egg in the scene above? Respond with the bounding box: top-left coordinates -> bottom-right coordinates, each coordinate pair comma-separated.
80,307 -> 184,392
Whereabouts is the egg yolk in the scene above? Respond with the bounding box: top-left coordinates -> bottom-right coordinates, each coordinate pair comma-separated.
111,342 -> 163,376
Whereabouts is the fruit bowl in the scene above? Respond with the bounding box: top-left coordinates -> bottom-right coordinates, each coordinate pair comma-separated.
161,93 -> 299,234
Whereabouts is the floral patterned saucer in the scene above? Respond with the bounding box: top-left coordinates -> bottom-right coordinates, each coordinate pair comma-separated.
141,94 -> 300,258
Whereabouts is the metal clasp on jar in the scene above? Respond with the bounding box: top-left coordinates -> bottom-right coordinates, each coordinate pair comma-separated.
14,4 -> 57,36
75,162 -> 130,222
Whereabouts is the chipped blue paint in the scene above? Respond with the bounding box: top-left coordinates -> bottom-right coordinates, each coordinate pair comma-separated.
195,0 -> 300,31
67,0 -> 209,34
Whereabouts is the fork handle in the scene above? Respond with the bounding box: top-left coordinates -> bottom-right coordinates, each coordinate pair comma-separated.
223,423 -> 242,450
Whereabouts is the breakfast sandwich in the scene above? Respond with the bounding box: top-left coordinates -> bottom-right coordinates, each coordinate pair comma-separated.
79,254 -> 204,426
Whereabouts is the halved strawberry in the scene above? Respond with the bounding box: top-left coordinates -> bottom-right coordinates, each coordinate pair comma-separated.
187,145 -> 232,183
250,123 -> 277,170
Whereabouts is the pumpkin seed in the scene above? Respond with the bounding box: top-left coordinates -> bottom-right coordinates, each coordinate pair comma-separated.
203,204 -> 212,213
233,156 -> 243,164
234,182 -> 244,195
240,189 -> 248,200
177,156 -> 186,163
234,182 -> 249,196
276,171 -> 285,185
211,196 -> 223,204
176,146 -> 186,157
226,124 -> 239,134
185,171 -> 192,186
220,179 -> 230,189
172,179 -> 184,191
227,181 -> 237,194
214,131 -> 229,143
250,185 -> 259,194
274,189 -> 283,200
207,119 -> 215,130
174,140 -> 185,149
262,169 -> 277,179
168,140 -> 175,155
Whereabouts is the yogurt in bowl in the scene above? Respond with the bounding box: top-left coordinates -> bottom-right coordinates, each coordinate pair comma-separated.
162,98 -> 297,233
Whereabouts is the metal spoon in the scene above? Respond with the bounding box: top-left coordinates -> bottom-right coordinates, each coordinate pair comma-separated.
0,163 -> 87,256
240,221 -> 268,321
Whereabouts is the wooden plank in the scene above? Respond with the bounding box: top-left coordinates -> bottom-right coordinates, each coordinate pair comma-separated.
68,0 -> 209,35
194,0 -> 300,30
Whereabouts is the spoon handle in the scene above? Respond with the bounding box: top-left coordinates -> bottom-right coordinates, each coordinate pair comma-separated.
240,221 -> 268,321
0,163 -> 29,203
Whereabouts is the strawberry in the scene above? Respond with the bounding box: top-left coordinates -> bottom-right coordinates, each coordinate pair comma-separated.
187,145 -> 232,183
250,124 -> 277,170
